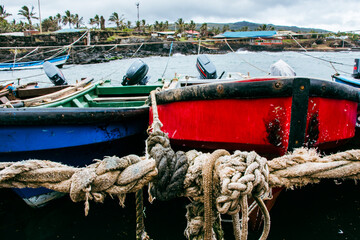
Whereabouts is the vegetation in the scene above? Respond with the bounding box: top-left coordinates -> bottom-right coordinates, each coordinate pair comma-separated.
0,4 -> 359,50
18,5 -> 38,30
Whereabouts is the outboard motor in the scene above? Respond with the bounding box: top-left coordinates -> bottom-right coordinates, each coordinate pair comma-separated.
196,55 -> 217,79
352,59 -> 360,79
122,59 -> 150,86
270,59 -> 296,77
43,61 -> 67,86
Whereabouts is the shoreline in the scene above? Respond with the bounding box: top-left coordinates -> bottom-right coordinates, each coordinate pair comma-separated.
0,39 -> 358,65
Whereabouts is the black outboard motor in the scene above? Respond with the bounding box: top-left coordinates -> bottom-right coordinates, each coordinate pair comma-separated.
196,55 -> 217,79
122,59 -> 150,86
43,61 -> 67,86
352,59 -> 360,79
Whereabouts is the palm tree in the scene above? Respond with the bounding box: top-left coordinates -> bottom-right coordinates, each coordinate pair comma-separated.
18,6 -> 38,30
175,18 -> 185,36
73,14 -> 83,29
141,19 -> 146,33
135,20 -> 140,31
100,16 -> 105,30
62,10 -> 73,28
200,23 -> 208,38
127,20 -> 131,29
0,5 -> 12,21
189,20 -> 196,32
109,12 -> 124,30
164,21 -> 169,31
89,14 -> 100,29
42,16 -> 59,32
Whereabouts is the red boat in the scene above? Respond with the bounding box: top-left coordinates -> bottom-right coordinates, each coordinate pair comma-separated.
150,77 -> 359,156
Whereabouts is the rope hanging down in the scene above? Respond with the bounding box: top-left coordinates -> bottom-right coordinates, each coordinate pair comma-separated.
1,90 -> 360,239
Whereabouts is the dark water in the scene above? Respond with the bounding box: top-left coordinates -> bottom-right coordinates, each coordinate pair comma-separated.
0,179 -> 359,240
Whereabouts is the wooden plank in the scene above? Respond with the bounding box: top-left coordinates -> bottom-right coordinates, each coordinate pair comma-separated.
17,85 -> 70,99
92,96 -> 148,102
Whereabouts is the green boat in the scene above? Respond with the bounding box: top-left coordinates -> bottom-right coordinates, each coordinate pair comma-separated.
0,77 -> 163,207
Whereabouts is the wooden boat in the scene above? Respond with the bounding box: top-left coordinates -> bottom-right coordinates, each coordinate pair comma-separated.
0,55 -> 69,71
0,78 -> 93,107
0,77 -> 163,206
150,77 -> 358,156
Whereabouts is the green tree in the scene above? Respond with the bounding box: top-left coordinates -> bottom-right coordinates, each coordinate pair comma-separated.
200,23 -> 208,37
89,14 -> 100,29
42,16 -> 60,32
189,20 -> 196,32
62,10 -> 73,28
141,19 -> 146,33
164,21 -> 169,31
100,16 -> 105,30
240,26 -> 249,31
135,20 -> 140,31
73,14 -> 83,29
0,5 -> 12,21
175,18 -> 185,36
109,12 -> 124,30
18,5 -> 38,30
127,20 -> 131,29
222,24 -> 230,33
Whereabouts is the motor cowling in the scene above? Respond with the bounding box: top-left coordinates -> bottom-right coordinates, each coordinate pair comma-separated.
43,61 -> 67,86
352,59 -> 360,79
270,59 -> 296,77
122,59 -> 149,86
196,55 -> 217,79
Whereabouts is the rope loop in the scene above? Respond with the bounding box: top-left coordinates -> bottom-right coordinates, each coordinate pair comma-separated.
215,151 -> 269,215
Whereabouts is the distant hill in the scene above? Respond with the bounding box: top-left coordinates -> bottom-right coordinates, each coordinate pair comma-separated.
204,21 -> 330,33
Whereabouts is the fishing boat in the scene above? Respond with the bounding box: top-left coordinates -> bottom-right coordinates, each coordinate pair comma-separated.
0,55 -> 70,71
0,59 -> 163,207
332,58 -> 360,127
150,76 -> 358,156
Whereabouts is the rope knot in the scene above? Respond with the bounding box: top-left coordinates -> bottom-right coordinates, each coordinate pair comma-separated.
216,151 -> 269,215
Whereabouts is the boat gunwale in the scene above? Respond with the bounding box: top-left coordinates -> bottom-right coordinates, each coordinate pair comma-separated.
0,106 -> 149,126
152,77 -> 360,105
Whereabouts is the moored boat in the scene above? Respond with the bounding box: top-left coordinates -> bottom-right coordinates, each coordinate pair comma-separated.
0,55 -> 69,71
0,60 -> 163,206
332,58 -> 360,127
150,77 -> 359,156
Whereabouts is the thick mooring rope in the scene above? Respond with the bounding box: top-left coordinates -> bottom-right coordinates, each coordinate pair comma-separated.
1,91 -> 360,240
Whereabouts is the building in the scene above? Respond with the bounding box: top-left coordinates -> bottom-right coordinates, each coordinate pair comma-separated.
214,31 -> 283,45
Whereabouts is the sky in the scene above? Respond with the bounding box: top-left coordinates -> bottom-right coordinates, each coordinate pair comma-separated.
1,0 -> 360,32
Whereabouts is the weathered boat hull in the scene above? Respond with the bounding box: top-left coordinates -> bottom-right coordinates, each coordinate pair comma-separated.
0,107 -> 148,152
0,80 -> 163,206
151,77 -> 359,156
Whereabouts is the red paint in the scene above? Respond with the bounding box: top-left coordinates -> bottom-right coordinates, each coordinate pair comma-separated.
151,97 -> 293,155
150,96 -> 357,156
306,97 -> 357,147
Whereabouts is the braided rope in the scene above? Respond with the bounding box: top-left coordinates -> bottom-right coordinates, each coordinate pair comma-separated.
0,155 -> 157,216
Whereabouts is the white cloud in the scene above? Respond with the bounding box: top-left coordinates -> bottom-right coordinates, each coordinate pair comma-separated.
2,0 -> 360,32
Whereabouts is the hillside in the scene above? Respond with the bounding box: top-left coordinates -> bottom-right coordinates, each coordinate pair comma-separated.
205,21 -> 330,33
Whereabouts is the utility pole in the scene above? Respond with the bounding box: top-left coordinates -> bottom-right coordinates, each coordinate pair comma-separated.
136,2 -> 139,23
38,0 -> 42,33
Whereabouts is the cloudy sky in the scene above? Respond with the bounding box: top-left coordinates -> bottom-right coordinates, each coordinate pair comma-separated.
2,0 -> 359,32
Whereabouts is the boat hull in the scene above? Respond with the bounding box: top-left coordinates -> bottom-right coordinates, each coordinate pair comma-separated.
151,77 -> 358,156
0,107 -> 149,206
0,55 -> 69,71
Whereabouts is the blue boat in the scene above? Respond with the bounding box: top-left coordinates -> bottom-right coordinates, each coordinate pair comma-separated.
332,58 -> 360,127
0,60 -> 162,206
0,55 -> 69,71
